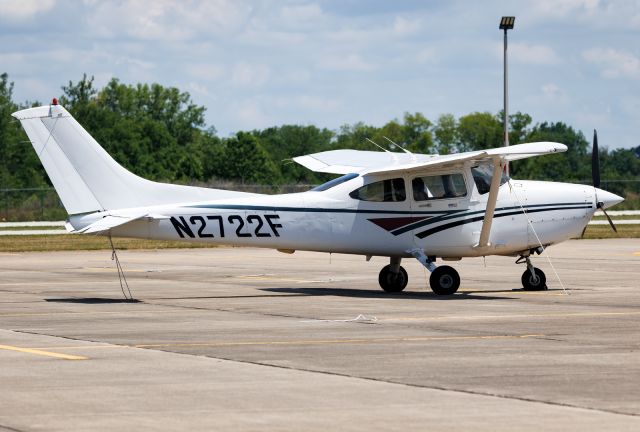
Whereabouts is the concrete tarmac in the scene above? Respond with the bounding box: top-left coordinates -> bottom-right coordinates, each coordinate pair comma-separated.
1,239 -> 639,431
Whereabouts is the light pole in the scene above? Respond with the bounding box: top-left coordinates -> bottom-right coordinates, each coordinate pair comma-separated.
499,16 -> 515,176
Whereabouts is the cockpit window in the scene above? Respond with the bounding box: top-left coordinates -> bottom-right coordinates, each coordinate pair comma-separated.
311,173 -> 359,192
471,165 -> 510,195
349,178 -> 406,202
412,173 -> 467,201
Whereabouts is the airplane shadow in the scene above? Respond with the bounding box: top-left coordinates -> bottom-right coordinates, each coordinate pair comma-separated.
261,287 -> 508,301
45,297 -> 142,304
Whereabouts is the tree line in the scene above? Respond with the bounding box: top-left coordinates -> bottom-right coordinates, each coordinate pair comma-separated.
1,73 -> 638,204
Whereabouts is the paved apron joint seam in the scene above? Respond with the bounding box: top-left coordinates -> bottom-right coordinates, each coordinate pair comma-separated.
10,329 -> 640,420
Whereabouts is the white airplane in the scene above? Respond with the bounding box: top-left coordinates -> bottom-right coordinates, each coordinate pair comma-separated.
13,101 -> 623,295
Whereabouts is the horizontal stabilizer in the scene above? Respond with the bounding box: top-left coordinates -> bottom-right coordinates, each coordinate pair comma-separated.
72,212 -> 169,234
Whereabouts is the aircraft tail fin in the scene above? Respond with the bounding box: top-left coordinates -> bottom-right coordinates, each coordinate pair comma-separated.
13,102 -> 252,215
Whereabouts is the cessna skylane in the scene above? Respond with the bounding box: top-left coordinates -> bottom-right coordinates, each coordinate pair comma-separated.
13,101 -> 623,295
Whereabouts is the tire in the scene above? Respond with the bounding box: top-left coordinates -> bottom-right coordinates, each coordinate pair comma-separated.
378,265 -> 408,292
521,267 -> 547,291
429,266 -> 460,295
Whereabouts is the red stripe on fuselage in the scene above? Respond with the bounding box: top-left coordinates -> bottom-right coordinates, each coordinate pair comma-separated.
368,216 -> 432,231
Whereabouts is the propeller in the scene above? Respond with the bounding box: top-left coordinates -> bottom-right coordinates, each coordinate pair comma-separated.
591,129 -> 617,233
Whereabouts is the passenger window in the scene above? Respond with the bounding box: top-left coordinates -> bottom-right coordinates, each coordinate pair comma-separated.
412,173 -> 467,201
349,178 -> 406,202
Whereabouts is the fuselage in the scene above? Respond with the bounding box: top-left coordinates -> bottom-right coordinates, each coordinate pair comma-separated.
68,164 -> 607,259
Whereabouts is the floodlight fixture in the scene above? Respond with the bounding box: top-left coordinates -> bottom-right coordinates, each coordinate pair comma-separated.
499,16 -> 515,30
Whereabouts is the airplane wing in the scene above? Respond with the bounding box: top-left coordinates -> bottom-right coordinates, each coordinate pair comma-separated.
292,150 -> 436,174
295,141 -> 567,251
293,142 -> 567,175
69,212 -> 170,234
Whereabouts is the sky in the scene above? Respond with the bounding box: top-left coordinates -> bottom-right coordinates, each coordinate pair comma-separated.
0,0 -> 638,150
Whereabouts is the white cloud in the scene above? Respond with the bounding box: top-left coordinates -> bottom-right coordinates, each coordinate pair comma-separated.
186,64 -> 225,82
280,3 -> 323,23
620,95 -> 640,118
393,16 -> 422,36
274,95 -> 340,112
230,99 -> 272,130
530,0 -> 599,19
275,69 -> 311,85
87,0 -> 252,41
0,0 -> 55,21
511,43 -> 560,65
583,48 -> 640,79
541,83 -> 567,100
231,62 -> 270,87
416,47 -> 437,64
319,54 -> 375,72
187,82 -> 211,97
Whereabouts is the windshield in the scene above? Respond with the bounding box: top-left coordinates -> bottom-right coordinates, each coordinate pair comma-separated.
471,165 -> 510,195
311,173 -> 359,192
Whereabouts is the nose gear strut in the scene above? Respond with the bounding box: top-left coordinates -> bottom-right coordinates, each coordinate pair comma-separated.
408,248 -> 460,295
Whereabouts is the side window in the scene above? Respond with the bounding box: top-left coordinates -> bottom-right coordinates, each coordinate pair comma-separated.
349,178 -> 406,202
471,165 -> 510,195
412,173 -> 467,201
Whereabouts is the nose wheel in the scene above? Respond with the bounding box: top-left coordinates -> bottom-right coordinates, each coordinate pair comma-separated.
429,266 -> 461,295
521,267 -> 547,291
517,254 -> 548,291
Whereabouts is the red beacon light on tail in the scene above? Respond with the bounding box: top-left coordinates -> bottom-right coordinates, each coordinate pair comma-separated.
52,98 -> 58,105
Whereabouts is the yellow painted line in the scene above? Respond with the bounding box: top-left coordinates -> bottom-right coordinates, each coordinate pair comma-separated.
235,275 -> 315,283
382,310 -> 640,322
0,281 -> 119,286
134,334 -> 544,349
458,289 -> 565,296
0,310 -> 174,318
28,334 -> 542,351
0,344 -> 88,360
633,252 -> 640,256
84,267 -> 147,273
31,345 -> 129,351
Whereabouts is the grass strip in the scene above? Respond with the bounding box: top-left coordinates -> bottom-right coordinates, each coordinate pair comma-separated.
577,224 -> 640,239
0,224 -> 638,252
0,235 -> 219,252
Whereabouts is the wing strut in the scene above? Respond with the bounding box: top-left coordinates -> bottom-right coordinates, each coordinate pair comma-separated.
476,157 -> 505,249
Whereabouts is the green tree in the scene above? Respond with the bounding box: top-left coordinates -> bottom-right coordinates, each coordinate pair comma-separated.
0,73 -> 47,189
512,122 -> 589,181
257,125 -> 333,183
457,112 -> 502,151
433,113 -> 458,154
401,112 -> 434,153
59,76 -> 211,182
222,132 -> 282,184
508,112 -> 533,145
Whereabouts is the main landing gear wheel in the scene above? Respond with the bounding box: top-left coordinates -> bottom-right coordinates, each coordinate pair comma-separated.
379,265 -> 408,293
429,265 -> 460,295
521,267 -> 547,291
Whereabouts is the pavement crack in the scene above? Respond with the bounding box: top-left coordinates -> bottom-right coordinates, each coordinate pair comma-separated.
144,300 -> 326,322
8,329 -> 112,349
190,354 -> 640,419
0,422 -> 26,432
